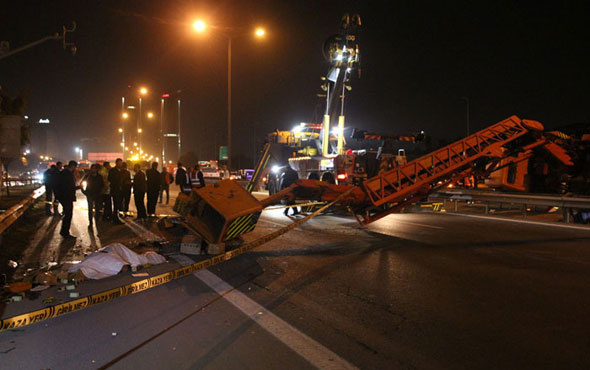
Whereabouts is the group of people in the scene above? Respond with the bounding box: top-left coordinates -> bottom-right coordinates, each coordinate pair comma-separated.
44,159 -> 176,238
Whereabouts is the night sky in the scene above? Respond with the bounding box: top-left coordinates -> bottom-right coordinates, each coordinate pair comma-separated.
1,1 -> 589,164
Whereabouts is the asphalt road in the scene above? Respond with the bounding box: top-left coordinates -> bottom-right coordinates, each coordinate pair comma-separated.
2,193 -> 590,369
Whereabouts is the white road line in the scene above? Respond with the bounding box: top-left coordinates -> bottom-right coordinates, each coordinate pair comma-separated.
172,254 -> 358,370
443,212 -> 590,231
390,220 -> 443,229
125,218 -> 357,369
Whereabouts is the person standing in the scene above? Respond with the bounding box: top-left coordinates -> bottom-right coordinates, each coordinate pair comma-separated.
191,164 -> 206,189
108,158 -> 124,224
146,162 -> 161,217
55,160 -> 79,238
99,161 -> 112,221
175,162 -> 189,194
280,165 -> 300,216
121,162 -> 132,217
132,163 -> 147,220
43,164 -> 59,215
81,164 -> 104,228
159,167 -> 172,204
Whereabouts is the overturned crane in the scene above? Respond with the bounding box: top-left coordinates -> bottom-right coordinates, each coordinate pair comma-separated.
174,116 -> 572,251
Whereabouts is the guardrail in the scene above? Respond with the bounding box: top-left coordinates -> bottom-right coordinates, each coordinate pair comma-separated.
0,186 -> 45,234
429,189 -> 590,223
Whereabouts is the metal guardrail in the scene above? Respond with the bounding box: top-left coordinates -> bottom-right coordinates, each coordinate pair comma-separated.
429,189 -> 590,223
0,186 -> 45,234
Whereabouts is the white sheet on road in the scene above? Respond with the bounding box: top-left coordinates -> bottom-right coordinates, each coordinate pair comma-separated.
69,243 -> 166,279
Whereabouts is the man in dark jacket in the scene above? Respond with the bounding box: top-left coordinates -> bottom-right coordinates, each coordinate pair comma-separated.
108,158 -> 124,224
121,162 -> 132,217
175,162 -> 189,194
132,163 -> 147,220
56,160 -> 79,238
191,164 -> 206,189
280,166 -> 300,216
81,164 -> 104,227
160,167 -> 172,204
43,164 -> 60,215
146,162 -> 160,217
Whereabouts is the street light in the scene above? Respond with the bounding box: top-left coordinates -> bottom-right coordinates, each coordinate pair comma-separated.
122,112 -> 129,119
74,147 -> 83,160
147,112 -> 154,119
138,128 -> 143,152
192,22 -> 266,170
193,20 -> 206,32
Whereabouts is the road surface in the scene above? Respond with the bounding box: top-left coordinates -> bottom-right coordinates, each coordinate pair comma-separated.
1,190 -> 590,369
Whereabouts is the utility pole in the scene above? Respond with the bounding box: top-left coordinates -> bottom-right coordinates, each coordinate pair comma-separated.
461,97 -> 470,136
160,97 -> 165,165
177,98 -> 181,160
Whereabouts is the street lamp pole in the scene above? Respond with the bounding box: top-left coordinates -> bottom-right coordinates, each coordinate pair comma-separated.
461,96 -> 470,136
160,97 -> 165,165
227,36 -> 232,170
177,98 -> 181,159
138,97 -> 142,152
121,97 -> 126,158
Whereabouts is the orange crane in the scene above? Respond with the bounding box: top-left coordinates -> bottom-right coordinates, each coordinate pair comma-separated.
174,116 -> 572,249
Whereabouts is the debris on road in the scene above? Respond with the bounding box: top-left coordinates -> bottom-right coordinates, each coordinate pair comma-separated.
180,233 -> 202,255
30,285 -> 50,292
5,281 -> 32,293
43,297 -> 60,304
68,243 -> 166,279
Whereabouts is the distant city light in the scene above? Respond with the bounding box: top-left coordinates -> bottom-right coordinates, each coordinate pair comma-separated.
139,87 -> 148,95
122,113 -> 129,119
162,93 -> 170,98
255,28 -> 265,37
38,118 -> 50,124
24,115 -> 29,119
147,112 -> 154,119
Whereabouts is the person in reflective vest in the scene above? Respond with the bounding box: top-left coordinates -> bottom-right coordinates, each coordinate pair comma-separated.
190,164 -> 206,189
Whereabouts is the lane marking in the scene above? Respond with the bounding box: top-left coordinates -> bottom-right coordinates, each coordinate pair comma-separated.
172,254 -> 358,370
442,212 -> 590,231
384,219 -> 443,230
125,211 -> 357,369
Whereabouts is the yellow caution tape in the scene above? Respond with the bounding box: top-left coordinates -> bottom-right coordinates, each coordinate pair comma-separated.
262,201 -> 327,211
0,188 -> 353,331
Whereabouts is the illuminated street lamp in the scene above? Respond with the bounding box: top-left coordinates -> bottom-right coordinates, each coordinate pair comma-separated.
74,147 -> 83,160
193,20 -> 206,32
192,22 -> 266,170
138,127 -> 143,151
147,112 -> 154,119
